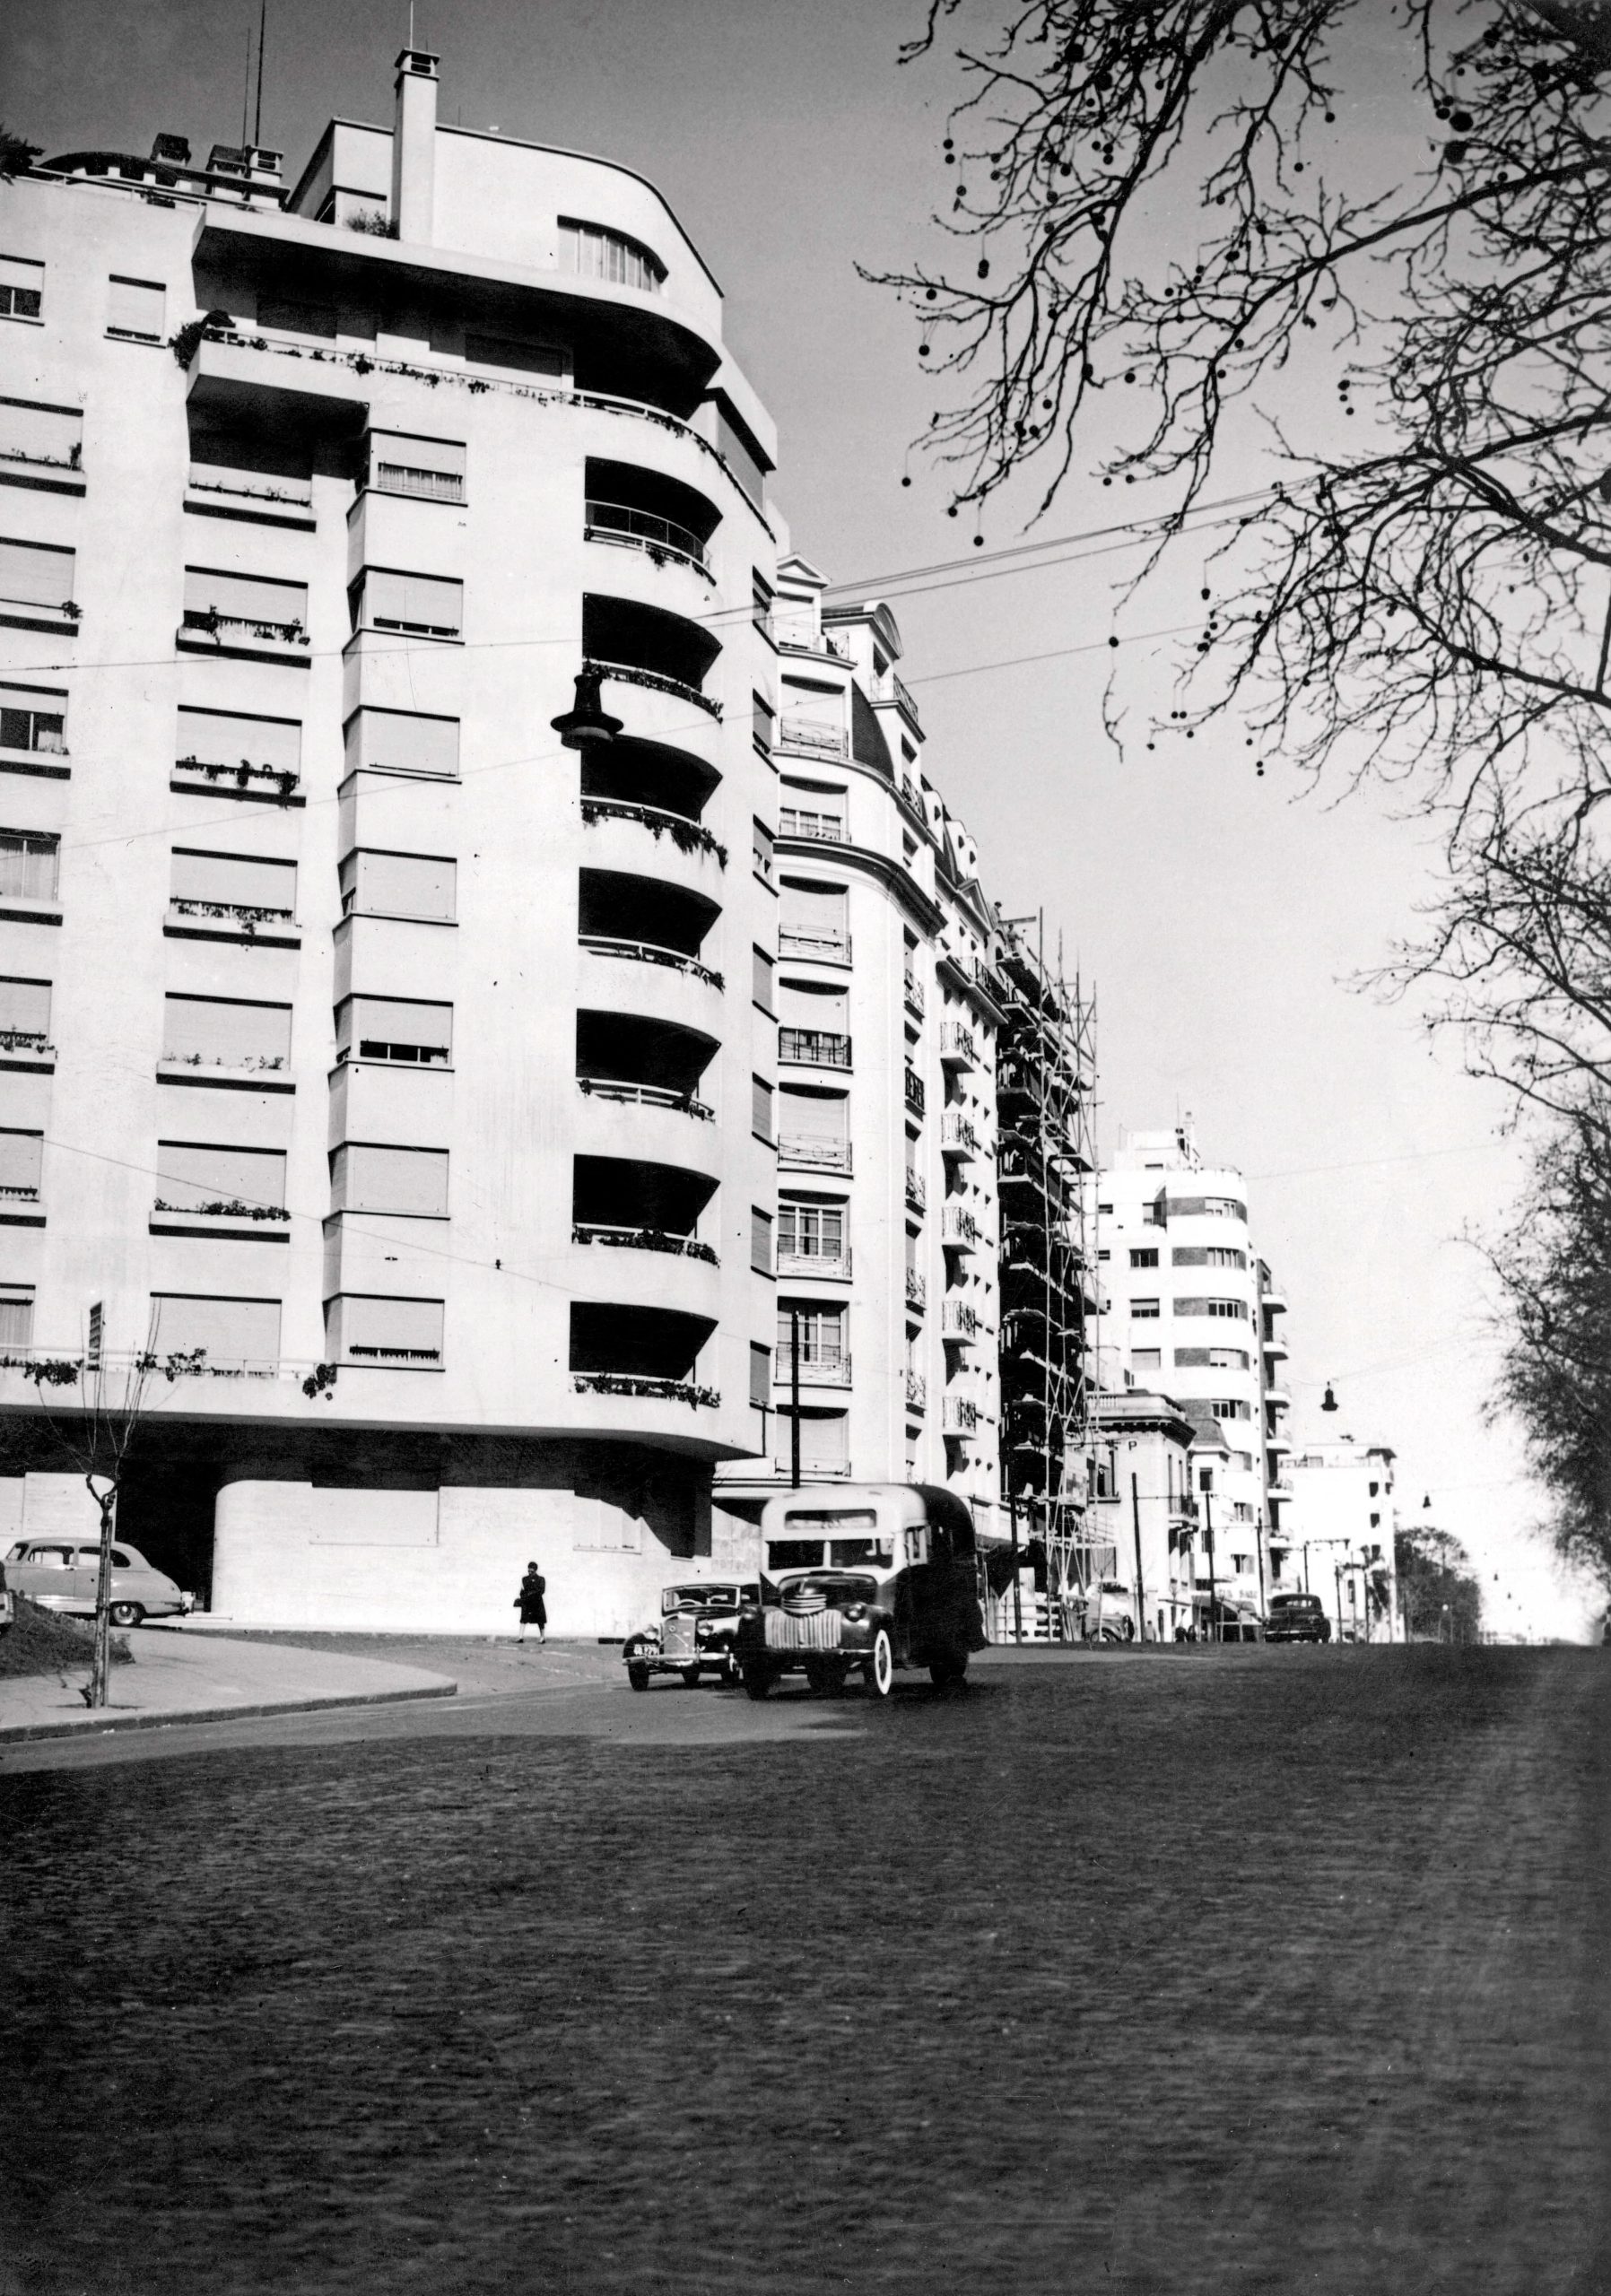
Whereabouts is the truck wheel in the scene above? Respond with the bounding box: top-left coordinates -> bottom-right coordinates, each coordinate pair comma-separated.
627,1663 -> 651,1692
681,1665 -> 701,1689
742,1664 -> 773,1701
109,1602 -> 144,1630
866,1628 -> 894,1699
722,1654 -> 744,1688
929,1654 -> 968,1691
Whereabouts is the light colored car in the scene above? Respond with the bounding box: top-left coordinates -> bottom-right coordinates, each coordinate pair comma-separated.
0,1556 -> 12,1632
2,1539 -> 193,1627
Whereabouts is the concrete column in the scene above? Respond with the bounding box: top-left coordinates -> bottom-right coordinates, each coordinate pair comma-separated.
391,48 -> 439,246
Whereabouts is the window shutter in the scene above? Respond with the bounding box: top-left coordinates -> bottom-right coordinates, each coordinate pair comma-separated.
751,1076 -> 773,1138
752,947 -> 774,1012
156,1142 -> 286,1210
0,257 -> 45,298
338,996 -> 452,1065
342,850 -> 457,920
176,708 -> 300,771
369,431 -> 466,484
0,1283 -> 33,1348
0,978 -> 50,1038
151,1293 -> 281,1364
463,335 -> 565,376
749,1344 -> 771,1408
162,996 -> 291,1070
333,1144 -> 449,1215
361,570 -> 462,635
107,276 -> 164,338
0,400 -> 80,465
0,832 -> 60,901
183,568 -> 307,627
792,1413 -> 849,1469
777,980 -> 846,1028
170,849 -> 297,911
779,1087 -> 846,1138
336,1295 -> 444,1361
0,1128 -> 42,1195
344,709 -> 459,778
751,1207 -> 772,1274
779,880 -> 846,933
0,538 -> 74,609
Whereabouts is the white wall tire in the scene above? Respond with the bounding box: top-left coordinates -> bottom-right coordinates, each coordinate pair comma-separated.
866,1627 -> 894,1698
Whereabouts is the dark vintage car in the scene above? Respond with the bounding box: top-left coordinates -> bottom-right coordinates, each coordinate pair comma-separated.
1266,1592 -> 1333,1644
735,1484 -> 988,1700
623,1581 -> 760,1690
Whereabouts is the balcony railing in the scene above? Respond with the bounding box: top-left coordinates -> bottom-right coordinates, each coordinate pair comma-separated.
579,935 -> 723,990
941,1111 -> 980,1160
186,465 -> 312,509
778,926 -> 851,965
905,1370 -> 927,1412
588,657 -> 722,720
779,1028 -> 850,1069
779,1136 -> 852,1174
941,1205 -> 981,1251
769,1457 -> 853,1480
777,1248 -> 851,1281
584,499 -> 711,578
179,608 -> 309,648
776,718 -> 849,760
572,1370 -> 720,1407
904,1268 -> 927,1310
903,968 -> 926,1015
760,618 -> 850,660
0,1183 -> 40,1201
892,671 -> 922,731
942,1395 -> 980,1436
904,1068 -> 927,1116
940,1022 -> 980,1070
168,900 -> 296,936
903,1169 -> 927,1214
571,1222 -> 718,1265
775,1349 -> 852,1388
173,755 -> 300,802
577,1078 -> 714,1122
778,815 -> 848,845
579,796 -> 727,865
0,1031 -> 52,1056
941,1300 -> 980,1343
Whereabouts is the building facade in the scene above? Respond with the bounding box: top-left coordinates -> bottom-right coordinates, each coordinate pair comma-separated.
1094,1121 -> 1290,1624
1282,1439 -> 1402,1642
0,53 -> 795,1632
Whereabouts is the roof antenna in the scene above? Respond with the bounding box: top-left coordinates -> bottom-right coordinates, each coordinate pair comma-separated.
252,0 -> 267,147
240,18 -> 253,147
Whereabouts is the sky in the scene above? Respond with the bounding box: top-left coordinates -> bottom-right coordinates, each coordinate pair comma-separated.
4,0 -> 1598,1639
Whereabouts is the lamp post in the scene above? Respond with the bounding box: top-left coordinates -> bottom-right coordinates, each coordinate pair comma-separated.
789,1303 -> 801,1490
1129,1471 -> 1148,1644
1202,1483 -> 1218,1644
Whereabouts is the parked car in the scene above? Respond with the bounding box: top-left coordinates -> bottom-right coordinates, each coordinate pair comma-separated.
1266,1592 -> 1332,1644
1,1539 -> 193,1628
0,1554 -> 12,1633
624,1581 -> 760,1690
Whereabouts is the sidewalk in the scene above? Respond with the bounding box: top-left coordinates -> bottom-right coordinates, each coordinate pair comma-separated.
0,1628 -> 457,1744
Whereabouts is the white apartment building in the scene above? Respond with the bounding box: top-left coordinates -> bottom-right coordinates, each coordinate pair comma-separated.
712,559 -> 1002,1540
1094,1121 -> 1290,1622
1282,1439 -> 1403,1642
0,52 -> 796,1633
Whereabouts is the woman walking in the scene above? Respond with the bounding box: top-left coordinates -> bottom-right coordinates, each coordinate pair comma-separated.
515,1560 -> 547,1647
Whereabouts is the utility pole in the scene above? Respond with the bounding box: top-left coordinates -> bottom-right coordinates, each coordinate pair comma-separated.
789,1304 -> 801,1490
1007,1484 -> 1023,1644
1203,1485 -> 1217,1643
1129,1472 -> 1148,1643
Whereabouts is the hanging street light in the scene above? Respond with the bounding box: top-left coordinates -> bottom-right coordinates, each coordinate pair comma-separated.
1320,1380 -> 1339,1413
552,666 -> 623,750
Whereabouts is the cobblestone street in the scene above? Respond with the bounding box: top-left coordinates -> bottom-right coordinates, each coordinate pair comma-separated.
3,1645 -> 1607,2294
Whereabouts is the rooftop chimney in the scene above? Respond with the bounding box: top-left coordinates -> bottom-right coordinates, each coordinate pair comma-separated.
391,47 -> 439,246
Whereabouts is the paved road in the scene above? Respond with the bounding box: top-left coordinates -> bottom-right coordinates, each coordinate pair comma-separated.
3,1645 -> 1607,2294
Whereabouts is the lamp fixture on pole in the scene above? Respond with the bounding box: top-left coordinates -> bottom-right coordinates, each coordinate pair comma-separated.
1320,1380 -> 1339,1413
551,666 -> 623,750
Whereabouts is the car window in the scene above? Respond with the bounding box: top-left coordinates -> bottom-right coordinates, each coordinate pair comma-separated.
75,1546 -> 132,1568
28,1545 -> 74,1566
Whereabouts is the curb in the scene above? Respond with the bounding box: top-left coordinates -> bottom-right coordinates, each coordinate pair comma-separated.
0,1678 -> 458,1745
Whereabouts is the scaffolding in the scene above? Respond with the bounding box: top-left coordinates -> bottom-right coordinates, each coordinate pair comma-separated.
992,917 -> 1102,1640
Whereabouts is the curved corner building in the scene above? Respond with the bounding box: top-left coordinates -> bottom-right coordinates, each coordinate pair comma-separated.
0,53 -> 786,1630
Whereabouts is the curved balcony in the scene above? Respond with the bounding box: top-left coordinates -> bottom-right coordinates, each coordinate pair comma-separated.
570,1222 -> 720,1319
581,734 -> 719,820
569,1302 -> 718,1413
579,939 -> 725,1037
579,797 -> 727,891
578,870 -> 722,997
584,594 -> 721,721
585,458 -> 718,591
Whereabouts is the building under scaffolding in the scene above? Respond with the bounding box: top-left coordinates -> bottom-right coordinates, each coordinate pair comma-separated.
991,920 -> 1103,1640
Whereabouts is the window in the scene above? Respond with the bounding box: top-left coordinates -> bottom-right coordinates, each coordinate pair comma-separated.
753,576 -> 773,631
170,848 -> 296,922
779,1086 -> 849,1157
257,297 -> 336,336
151,1292 -> 282,1365
749,1343 -> 771,1407
0,683 -> 65,756
0,831 -> 59,902
779,879 -> 848,958
0,977 -> 49,1048
1097,1201 -> 1113,1215
779,1203 -> 844,1258
752,1076 -> 774,1141
1129,1248 -> 1159,1268
0,257 -> 45,321
753,821 -> 774,880
463,334 -> 564,377
182,567 -> 306,636
1175,1346 -> 1251,1371
779,795 -> 846,842
176,707 -> 300,776
1173,1296 -> 1249,1320
0,1281 -> 34,1347
107,275 -> 164,341
0,398 -> 80,470
752,947 -> 774,1013
751,1206 -> 772,1274
0,1128 -> 42,1200
327,1293 -> 444,1364
778,1302 -> 845,1363
778,1410 -> 849,1472
1168,1194 -> 1248,1222
1209,1398 -> 1251,1421
344,708 -> 459,779
0,538 -> 74,613
352,568 -> 463,639
1369,1481 -> 1380,1497
162,994 -> 291,1073
339,850 -> 456,922
753,691 -> 775,756
559,218 -> 666,292
1130,1298 -> 1161,1319
1097,1248 -> 1110,1262
1370,1511 -> 1381,1529
335,996 -> 451,1067
156,1141 -> 285,1213
331,1144 -> 449,1216
1173,1245 -> 1247,1269
368,430 -> 466,504
1130,1348 -> 1162,1372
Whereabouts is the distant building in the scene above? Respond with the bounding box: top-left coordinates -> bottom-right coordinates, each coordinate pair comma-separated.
1283,1439 -> 1402,1642
1093,1119 -> 1291,1622
1092,1387 -> 1197,1640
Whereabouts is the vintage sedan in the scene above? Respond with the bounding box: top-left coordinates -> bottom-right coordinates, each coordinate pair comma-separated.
1265,1592 -> 1332,1644
736,1483 -> 988,1699
623,1580 -> 760,1690
2,1539 -> 194,1628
